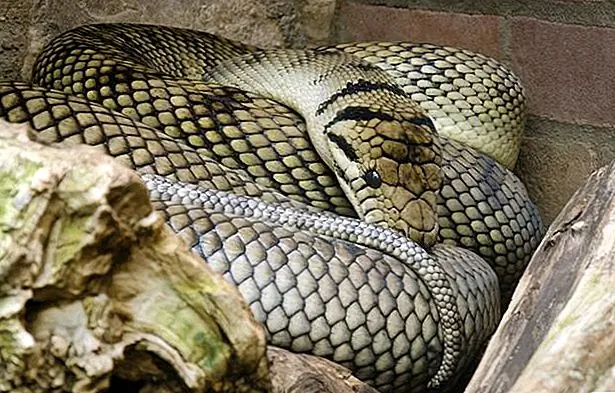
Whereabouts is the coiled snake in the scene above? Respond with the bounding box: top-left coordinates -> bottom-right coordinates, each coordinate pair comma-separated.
0,23 -> 545,392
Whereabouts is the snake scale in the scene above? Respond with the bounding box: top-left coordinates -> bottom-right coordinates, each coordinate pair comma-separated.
0,23 -> 545,392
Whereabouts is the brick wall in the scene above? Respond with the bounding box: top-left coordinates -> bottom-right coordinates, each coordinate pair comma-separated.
334,0 -> 615,224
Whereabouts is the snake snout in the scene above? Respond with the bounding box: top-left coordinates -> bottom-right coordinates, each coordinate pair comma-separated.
372,118 -> 442,247
357,179 -> 439,246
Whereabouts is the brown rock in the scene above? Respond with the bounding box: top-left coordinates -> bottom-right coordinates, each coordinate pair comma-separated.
0,120 -> 269,393
511,16 -> 615,127
1,0 -> 337,80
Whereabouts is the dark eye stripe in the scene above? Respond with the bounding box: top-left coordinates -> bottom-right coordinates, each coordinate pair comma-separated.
315,79 -> 407,116
328,133 -> 359,161
323,106 -> 396,133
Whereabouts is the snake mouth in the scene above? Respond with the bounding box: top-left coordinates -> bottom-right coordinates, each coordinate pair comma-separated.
360,188 -> 439,247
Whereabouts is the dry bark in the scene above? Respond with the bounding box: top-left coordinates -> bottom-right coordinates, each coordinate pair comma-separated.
465,160 -> 615,393
0,120 -> 378,393
267,347 -> 379,393
0,120 -> 269,393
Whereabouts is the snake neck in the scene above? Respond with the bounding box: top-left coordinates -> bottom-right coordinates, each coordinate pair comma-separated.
205,49 -> 444,247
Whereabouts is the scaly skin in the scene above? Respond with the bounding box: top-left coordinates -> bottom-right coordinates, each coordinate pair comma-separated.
0,81 -> 493,392
0,22 -> 545,391
27,23 -> 543,299
205,48 -> 443,247
332,41 -> 526,169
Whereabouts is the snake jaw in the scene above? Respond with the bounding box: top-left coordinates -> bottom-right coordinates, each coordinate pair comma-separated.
324,109 -> 444,247
325,141 -> 441,247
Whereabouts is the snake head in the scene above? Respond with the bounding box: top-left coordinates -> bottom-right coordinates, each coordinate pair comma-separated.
325,104 -> 443,247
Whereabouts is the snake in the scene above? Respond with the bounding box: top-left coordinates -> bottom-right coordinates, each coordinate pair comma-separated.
0,23 -> 545,392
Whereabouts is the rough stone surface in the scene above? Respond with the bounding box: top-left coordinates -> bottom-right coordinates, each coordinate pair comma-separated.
0,119 -> 270,393
517,117 -> 615,223
340,0 -> 615,28
0,0 -> 337,81
0,0 -> 33,81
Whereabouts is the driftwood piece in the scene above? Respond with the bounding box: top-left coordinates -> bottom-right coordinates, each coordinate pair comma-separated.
0,120 -> 269,393
0,120 -> 378,393
267,347 -> 379,393
465,160 -> 615,393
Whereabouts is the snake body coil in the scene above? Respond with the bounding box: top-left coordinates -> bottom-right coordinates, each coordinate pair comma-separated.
0,23 -> 544,392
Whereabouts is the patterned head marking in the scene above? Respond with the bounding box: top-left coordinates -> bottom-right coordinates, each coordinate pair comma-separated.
325,102 -> 443,246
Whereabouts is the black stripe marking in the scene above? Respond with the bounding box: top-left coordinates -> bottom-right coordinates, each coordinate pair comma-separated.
328,133 -> 359,161
315,79 -> 406,116
408,116 -> 437,132
323,105 -> 396,133
332,161 -> 347,181
312,63 -> 384,85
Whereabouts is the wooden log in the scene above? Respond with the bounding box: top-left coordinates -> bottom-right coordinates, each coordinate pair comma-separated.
0,120 -> 378,393
267,347 -> 379,393
465,160 -> 615,393
0,120 -> 268,393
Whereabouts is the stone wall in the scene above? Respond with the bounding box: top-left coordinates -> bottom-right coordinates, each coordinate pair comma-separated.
2,0 -> 613,223
0,0 -> 336,81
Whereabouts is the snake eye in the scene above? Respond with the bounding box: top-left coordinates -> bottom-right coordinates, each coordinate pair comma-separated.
363,170 -> 382,188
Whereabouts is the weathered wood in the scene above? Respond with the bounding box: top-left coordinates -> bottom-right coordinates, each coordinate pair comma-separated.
0,120 -> 379,393
465,160 -> 615,393
0,120 -> 269,393
268,347 -> 379,393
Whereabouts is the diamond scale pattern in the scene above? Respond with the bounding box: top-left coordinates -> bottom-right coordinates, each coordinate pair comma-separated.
11,24 -> 544,292
0,76 -> 542,302
31,25 -> 355,217
146,197 -> 500,393
437,138 -> 544,300
0,23 -> 548,392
